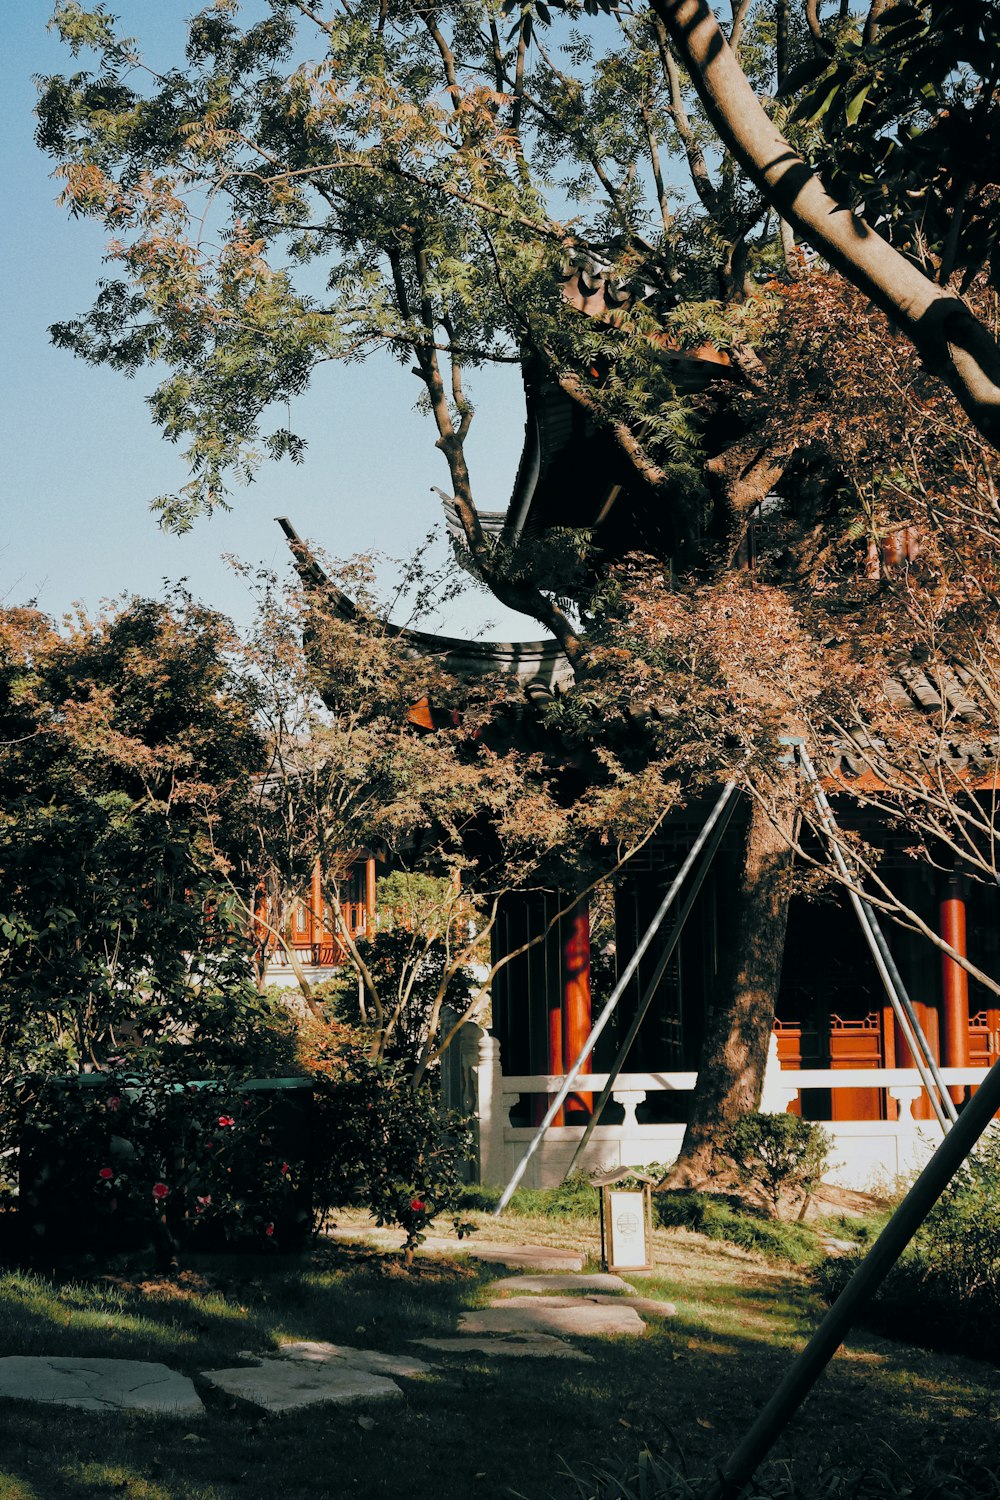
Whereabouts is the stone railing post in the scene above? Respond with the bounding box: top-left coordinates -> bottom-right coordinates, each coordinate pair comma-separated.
469,1031 -> 507,1188
613,1090 -> 647,1167
888,1082 -> 927,1177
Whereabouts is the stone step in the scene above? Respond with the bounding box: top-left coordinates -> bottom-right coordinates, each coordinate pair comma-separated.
0,1356 -> 204,1416
495,1292 -> 675,1319
413,1336 -> 593,1361
487,1273 -> 636,1295
460,1301 -> 646,1338
202,1360 -> 403,1413
274,1340 -> 433,1378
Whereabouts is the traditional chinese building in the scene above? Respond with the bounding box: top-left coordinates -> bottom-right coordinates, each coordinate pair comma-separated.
255,855 -> 377,986
277,253 -> 1000,1189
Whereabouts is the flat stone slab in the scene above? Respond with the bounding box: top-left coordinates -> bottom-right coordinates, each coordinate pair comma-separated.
414,1336 -> 592,1361
459,1241 -> 585,1272
488,1273 -> 636,1295
275,1341 -> 433,1379
202,1360 -> 402,1413
326,1227 -> 584,1272
592,1295 -> 676,1318
460,1300 -> 646,1338
0,1357 -> 203,1416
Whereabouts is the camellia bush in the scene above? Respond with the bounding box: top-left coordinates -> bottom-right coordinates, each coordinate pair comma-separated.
19,1072 -> 312,1267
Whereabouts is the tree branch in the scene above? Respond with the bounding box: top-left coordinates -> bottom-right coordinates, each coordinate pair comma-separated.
650,0 -> 1000,450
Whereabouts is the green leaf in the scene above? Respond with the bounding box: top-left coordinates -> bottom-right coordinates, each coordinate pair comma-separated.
794,77 -> 844,124
845,82 -> 871,125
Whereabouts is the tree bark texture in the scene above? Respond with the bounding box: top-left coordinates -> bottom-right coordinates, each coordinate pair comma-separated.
650,0 -> 1000,451
663,789 -> 797,1188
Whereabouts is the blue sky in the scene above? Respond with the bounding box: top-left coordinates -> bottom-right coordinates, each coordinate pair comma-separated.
1,4 -> 532,640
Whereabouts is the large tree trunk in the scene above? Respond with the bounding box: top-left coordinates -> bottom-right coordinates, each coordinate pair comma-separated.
663,788 -> 796,1189
650,0 -> 1000,450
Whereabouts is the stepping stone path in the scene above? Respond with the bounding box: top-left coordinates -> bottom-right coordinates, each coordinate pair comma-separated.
202,1340 -> 434,1414
1,1242 -> 678,1418
0,1356 -> 204,1416
414,1249 -> 677,1361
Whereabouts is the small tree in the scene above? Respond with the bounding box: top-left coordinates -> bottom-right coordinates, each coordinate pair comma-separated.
723,1113 -> 831,1217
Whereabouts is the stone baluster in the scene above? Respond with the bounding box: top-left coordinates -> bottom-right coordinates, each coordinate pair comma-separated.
759,1033 -> 799,1114
613,1090 -> 647,1167
888,1082 -> 929,1177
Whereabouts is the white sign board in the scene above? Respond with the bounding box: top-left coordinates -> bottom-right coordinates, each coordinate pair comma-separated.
608,1189 -> 648,1269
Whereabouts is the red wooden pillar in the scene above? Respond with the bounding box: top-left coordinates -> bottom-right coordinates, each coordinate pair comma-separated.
309,862 -> 324,960
365,857 -> 377,935
881,1001 -> 897,1120
940,875 -> 970,1106
547,984 -> 565,1127
562,899 -> 593,1121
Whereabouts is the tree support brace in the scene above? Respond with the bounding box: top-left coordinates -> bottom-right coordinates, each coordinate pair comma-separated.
794,743 -> 956,1133
565,789 -> 739,1176
492,782 -> 739,1215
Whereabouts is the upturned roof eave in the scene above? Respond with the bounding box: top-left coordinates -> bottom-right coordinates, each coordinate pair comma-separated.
276,516 -> 574,692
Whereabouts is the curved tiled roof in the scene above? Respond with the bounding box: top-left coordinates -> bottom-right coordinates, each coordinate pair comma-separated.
276,517 -> 574,695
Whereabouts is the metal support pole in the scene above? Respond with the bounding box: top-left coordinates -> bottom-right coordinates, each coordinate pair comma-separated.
859,894 -> 958,1126
566,791 -> 739,1175
707,1048 -> 1000,1498
797,746 -> 955,1132
493,784 -> 739,1214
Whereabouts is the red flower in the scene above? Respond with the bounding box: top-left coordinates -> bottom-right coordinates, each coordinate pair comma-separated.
218,1115 -> 235,1128
264,1222 -> 275,1237
106,1097 -> 121,1112
280,1162 -> 290,1176
410,1198 -> 425,1213
197,1194 -> 212,1207
98,1167 -> 114,1180
152,1182 -> 169,1200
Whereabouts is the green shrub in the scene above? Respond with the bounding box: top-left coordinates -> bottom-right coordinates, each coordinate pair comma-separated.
556,1439 -> 1000,1498
722,1113 -> 830,1215
505,1173 -> 600,1221
654,1191 -> 820,1265
817,1131 -> 1000,1360
311,1055 -> 475,1261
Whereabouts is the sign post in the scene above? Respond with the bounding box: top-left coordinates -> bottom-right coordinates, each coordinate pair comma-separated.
593,1168 -> 655,1273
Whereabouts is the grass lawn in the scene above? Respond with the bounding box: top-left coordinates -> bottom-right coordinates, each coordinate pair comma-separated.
1,1207 -> 999,1499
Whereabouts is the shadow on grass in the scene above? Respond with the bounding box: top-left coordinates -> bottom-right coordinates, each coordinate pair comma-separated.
0,1241 -> 487,1373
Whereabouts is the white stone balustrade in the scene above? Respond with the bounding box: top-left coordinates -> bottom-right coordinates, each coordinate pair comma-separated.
479,1061 -> 994,1192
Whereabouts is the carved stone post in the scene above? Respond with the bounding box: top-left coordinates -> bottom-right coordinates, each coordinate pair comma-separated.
472,1031 -> 506,1187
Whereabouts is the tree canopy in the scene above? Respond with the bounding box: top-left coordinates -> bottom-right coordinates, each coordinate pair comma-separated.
0,594 -> 268,1080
